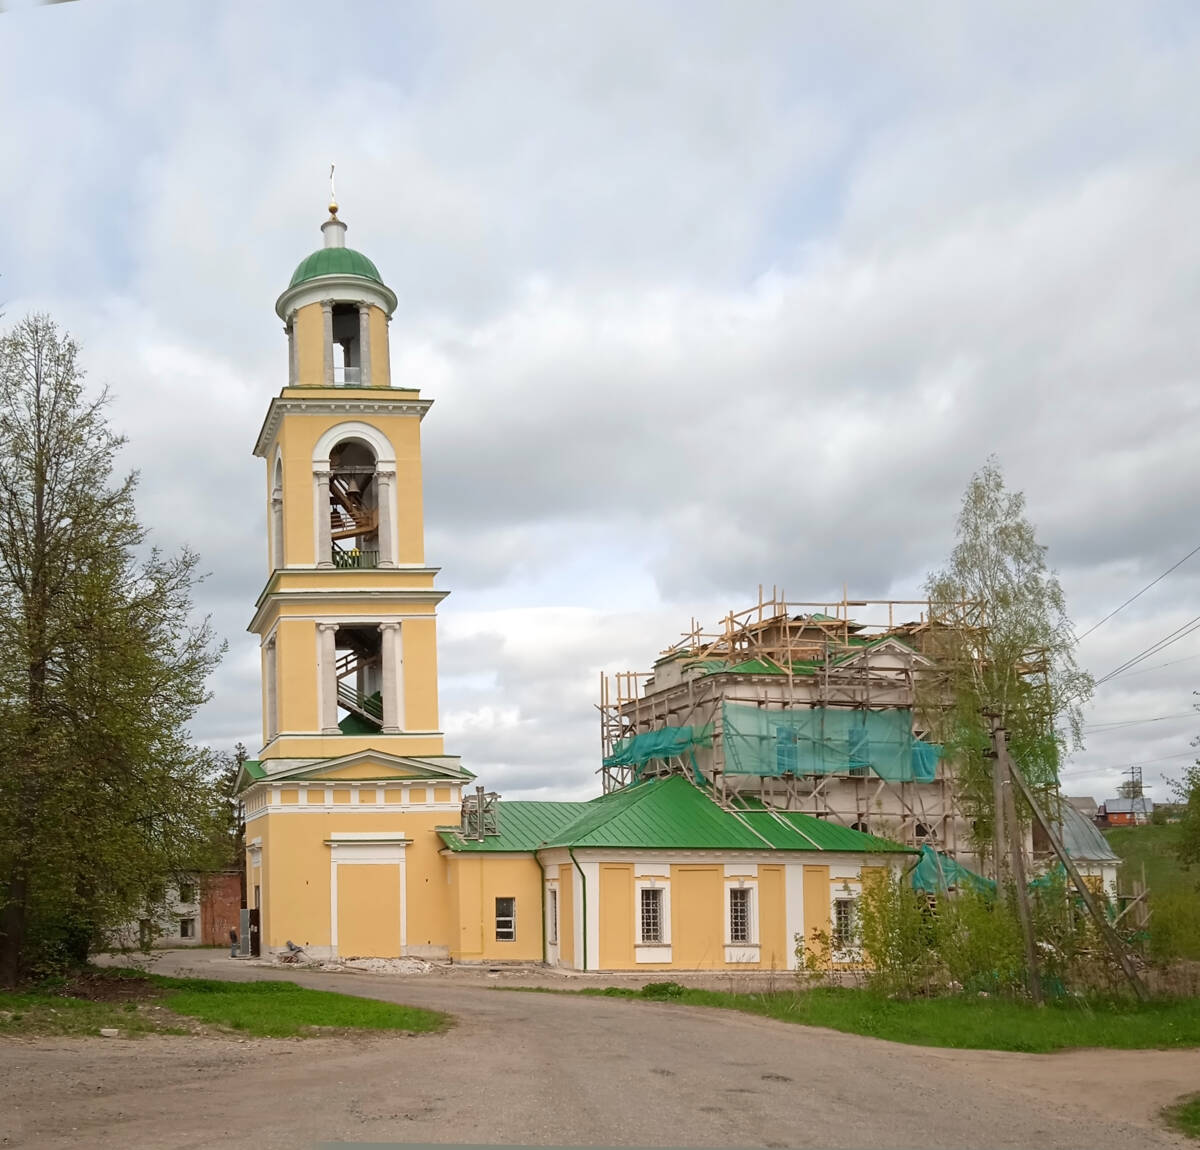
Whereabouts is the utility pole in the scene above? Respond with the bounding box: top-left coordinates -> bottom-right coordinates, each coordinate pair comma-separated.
989,717 -> 1042,1004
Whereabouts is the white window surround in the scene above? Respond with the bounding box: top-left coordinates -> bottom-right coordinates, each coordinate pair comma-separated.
724,879 -> 759,963
634,877 -> 672,962
830,880 -> 863,964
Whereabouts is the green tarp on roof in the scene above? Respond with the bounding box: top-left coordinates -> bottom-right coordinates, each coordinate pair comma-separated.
602,725 -> 712,769
909,844 -> 996,894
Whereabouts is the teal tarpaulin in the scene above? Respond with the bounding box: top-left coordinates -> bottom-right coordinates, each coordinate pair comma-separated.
909,845 -> 996,895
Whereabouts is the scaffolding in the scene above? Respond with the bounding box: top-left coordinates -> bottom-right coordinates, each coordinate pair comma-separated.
598,587 -> 990,866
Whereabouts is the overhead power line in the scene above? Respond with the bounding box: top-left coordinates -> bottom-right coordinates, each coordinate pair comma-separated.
1083,711 -> 1198,733
1076,541 -> 1200,643
1095,613 -> 1200,685
1095,651 -> 1200,686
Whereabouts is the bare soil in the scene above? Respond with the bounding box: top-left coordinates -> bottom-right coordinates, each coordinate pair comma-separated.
0,949 -> 1195,1150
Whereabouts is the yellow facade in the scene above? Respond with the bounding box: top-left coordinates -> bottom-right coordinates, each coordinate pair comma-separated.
240,206 -> 911,969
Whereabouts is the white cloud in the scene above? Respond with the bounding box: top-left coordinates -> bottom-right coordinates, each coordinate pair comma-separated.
3,0 -> 1200,800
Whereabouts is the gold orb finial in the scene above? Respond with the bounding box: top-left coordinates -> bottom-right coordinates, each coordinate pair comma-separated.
328,162 -> 339,217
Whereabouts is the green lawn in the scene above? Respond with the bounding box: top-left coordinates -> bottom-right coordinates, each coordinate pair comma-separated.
150,976 -> 449,1037
1164,1094 -> 1200,1140
0,971 -> 449,1039
536,983 -> 1200,1053
1105,823 -> 1200,960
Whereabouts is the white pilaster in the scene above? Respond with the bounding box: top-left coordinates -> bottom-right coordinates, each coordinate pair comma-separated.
357,302 -> 372,388
376,467 -> 396,568
264,637 -> 278,742
379,622 -> 402,733
321,300 -> 334,386
318,622 -> 340,733
286,316 -> 298,386
314,467 -> 333,567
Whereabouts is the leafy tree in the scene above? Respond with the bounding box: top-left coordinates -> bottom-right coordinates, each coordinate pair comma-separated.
923,458 -> 1093,856
1117,778 -> 1146,799
0,314 -> 225,983
1172,762 -> 1200,873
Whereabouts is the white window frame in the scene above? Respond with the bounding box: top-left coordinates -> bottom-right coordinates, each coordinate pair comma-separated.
830,884 -> 862,964
495,896 -> 516,943
634,877 -> 672,962
724,878 -> 760,963
547,887 -> 558,946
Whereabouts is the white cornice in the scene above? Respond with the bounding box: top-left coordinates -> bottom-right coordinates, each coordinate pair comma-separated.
248,589 -> 450,633
254,394 -> 433,457
275,273 -> 398,320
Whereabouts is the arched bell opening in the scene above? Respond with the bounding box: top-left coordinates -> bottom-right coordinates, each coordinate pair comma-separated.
334,623 -> 384,731
328,439 -> 379,568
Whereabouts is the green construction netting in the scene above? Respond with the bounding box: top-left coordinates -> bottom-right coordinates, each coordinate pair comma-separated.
603,725 -> 713,783
910,845 -> 996,895
722,704 -> 942,781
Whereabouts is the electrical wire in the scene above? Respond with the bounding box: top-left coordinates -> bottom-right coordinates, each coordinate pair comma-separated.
1094,613 -> 1200,685
1076,541 -> 1200,642
1094,651 -> 1200,686
1082,711 -> 1197,733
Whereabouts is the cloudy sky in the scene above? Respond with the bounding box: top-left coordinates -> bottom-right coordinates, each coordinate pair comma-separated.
3,0 -> 1199,803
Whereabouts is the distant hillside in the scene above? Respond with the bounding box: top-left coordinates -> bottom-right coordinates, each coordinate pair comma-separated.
1105,823 -> 1200,960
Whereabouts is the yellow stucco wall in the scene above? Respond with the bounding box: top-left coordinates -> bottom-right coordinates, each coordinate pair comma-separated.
368,306 -> 391,388
803,865 -> 831,955
758,864 -> 788,971
447,855 -> 543,961
558,864 -> 574,967
338,864 -> 402,957
401,617 -> 440,730
275,617 -> 318,733
670,865 -> 723,969
251,808 -> 453,953
599,864 -> 634,970
294,302 -> 324,386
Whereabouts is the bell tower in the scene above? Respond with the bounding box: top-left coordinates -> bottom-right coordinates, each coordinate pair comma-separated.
249,196 -> 451,763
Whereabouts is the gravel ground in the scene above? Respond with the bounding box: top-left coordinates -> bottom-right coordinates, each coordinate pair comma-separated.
0,949 -> 1194,1150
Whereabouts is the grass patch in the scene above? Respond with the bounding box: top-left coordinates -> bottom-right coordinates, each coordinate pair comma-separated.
510,983 -> 1200,1053
0,969 -> 449,1040
1106,823 -> 1200,961
150,976 -> 449,1038
1164,1093 -> 1200,1140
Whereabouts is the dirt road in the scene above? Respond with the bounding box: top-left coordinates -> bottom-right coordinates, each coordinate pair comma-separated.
0,949 -> 1194,1149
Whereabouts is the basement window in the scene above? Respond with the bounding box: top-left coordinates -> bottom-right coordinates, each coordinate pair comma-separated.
495,897 -> 516,942
639,887 -> 663,944
729,887 -> 752,944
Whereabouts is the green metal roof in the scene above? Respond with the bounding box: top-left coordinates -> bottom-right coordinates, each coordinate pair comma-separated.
242,759 -> 265,780
289,247 -> 383,288
439,776 -> 913,855
438,801 -> 592,853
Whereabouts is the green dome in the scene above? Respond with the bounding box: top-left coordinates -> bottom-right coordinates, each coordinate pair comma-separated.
288,246 -> 383,288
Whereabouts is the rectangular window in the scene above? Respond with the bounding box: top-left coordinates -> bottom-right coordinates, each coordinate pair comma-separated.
495,897 -> 516,942
639,887 -> 663,944
179,918 -> 196,939
833,897 -> 857,951
547,888 -> 558,946
729,887 -> 752,944
178,883 -> 195,904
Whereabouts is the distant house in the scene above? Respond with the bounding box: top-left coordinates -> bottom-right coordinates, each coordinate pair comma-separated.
1098,796 -> 1154,827
1065,796 -> 1099,822
112,872 -> 242,950
1059,804 -> 1121,894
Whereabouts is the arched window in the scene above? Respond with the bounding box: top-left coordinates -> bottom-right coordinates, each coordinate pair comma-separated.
328,439 -> 379,568
270,457 -> 284,570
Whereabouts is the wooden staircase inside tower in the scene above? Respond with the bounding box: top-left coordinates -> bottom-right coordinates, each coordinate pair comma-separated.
335,649 -> 383,727
329,474 -> 379,542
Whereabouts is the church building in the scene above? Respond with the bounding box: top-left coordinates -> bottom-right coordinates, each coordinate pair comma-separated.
236,199 -> 915,970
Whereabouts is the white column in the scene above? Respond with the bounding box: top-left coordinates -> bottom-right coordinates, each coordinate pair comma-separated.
318,623 -> 340,733
314,467 -> 333,568
264,637 -> 278,742
379,622 -> 403,733
376,467 -> 396,568
321,300 -> 334,386
270,486 -> 284,570
286,316 -> 298,386
357,302 -> 371,387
